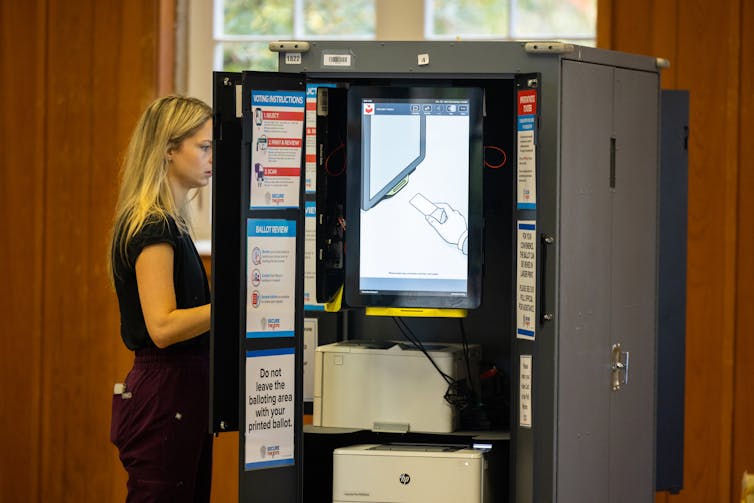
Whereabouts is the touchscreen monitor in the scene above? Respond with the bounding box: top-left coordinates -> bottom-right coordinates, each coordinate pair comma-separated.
344,86 -> 483,309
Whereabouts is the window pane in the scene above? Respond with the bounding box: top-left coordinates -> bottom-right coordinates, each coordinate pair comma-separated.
220,42 -> 279,72
304,0 -> 375,36
430,0 -> 509,37
222,0 -> 293,36
513,0 -> 595,38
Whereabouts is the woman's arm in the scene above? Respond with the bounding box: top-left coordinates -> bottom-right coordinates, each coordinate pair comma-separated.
135,243 -> 210,348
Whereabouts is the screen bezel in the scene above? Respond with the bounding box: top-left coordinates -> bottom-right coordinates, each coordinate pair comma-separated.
344,86 -> 484,309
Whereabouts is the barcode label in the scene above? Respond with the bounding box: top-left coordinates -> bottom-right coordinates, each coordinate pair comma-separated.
323,53 -> 352,67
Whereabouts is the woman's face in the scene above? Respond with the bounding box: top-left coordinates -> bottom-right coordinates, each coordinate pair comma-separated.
167,119 -> 213,192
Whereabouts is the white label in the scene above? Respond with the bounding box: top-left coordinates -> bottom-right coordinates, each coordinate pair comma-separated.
417,53 -> 430,66
323,53 -> 352,67
250,90 -> 305,209
235,85 -> 243,118
285,52 -> 302,65
516,221 -> 537,340
303,318 -> 318,402
519,355 -> 532,428
246,219 -> 296,338
245,348 -> 295,470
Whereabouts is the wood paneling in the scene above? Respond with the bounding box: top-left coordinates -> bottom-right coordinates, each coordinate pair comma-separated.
0,0 -> 188,501
0,1 -> 46,501
1,0 -> 239,493
732,0 -> 754,498
202,254 -> 240,502
601,1 -> 751,502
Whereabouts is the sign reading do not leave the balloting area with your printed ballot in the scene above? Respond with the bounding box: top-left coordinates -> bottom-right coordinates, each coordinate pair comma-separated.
245,347 -> 296,470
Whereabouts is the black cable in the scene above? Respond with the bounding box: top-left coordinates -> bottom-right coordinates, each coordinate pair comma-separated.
392,317 -> 454,384
391,317 -> 473,411
458,318 -> 477,401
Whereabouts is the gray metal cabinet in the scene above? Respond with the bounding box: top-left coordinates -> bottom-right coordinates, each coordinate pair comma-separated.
211,41 -> 671,503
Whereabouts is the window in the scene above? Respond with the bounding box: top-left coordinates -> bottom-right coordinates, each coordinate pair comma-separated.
216,0 -> 376,72
426,0 -> 595,43
185,0 -> 595,245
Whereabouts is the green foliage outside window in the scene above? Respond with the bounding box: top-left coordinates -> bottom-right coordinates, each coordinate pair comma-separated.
304,0 -> 374,36
513,0 -> 595,37
432,0 -> 510,37
223,0 -> 293,35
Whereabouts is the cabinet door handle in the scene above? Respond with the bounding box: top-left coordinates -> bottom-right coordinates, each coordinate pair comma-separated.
540,234 -> 554,323
611,343 -> 630,391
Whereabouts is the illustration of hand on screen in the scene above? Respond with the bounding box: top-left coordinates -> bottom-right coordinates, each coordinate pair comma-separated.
424,202 -> 469,255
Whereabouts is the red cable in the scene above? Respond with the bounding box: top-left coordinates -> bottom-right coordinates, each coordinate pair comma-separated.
484,145 -> 507,169
324,143 -> 346,176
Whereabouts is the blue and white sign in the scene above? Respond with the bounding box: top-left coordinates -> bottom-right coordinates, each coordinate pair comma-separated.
304,201 -> 324,311
245,347 -> 295,470
516,221 -> 537,340
246,219 -> 296,338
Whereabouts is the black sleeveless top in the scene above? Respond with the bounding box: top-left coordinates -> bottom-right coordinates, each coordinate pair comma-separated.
112,215 -> 210,350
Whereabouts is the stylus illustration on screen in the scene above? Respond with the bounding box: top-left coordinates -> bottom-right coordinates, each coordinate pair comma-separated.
362,114 -> 426,211
410,193 -> 468,255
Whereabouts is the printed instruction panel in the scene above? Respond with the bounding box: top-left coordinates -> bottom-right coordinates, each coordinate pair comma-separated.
250,90 -> 305,209
516,220 -> 537,340
303,201 -> 323,311
517,89 -> 537,209
245,348 -> 295,470
246,219 -> 296,338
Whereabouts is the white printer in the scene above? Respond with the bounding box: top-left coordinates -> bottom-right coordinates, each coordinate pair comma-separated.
313,340 -> 480,433
332,443 -> 490,503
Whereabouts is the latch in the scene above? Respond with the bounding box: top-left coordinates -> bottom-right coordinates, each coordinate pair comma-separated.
611,343 -> 630,391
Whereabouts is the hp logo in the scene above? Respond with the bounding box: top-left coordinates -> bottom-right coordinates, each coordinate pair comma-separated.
399,473 -> 411,485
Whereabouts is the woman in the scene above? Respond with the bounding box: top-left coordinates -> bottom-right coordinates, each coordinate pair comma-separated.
108,95 -> 213,501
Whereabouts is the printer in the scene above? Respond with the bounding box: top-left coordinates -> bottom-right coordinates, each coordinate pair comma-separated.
313,340 -> 480,433
332,443 -> 490,503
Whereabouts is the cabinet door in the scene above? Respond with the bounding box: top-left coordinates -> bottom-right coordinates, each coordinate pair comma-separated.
609,67 -> 658,503
656,90 -> 688,494
212,71 -> 244,433
213,70 -> 307,503
558,60 -> 659,503
558,59 -> 614,503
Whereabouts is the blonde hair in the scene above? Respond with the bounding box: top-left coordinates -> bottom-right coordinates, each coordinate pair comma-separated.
108,95 -> 212,281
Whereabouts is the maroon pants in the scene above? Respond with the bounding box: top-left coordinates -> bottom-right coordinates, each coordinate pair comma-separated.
111,346 -> 213,502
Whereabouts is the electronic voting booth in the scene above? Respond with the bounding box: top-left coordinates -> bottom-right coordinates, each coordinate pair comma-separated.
210,41 -> 687,503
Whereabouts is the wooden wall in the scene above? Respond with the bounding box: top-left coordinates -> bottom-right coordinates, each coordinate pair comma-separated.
599,1 -> 754,502
0,1 -> 237,501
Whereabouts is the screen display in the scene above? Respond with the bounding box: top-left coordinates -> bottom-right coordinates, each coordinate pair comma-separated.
345,87 -> 483,309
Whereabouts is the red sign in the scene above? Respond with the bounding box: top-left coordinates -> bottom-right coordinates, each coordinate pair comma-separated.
262,110 -> 304,121
267,138 -> 303,148
518,90 -> 537,116
263,167 -> 300,176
